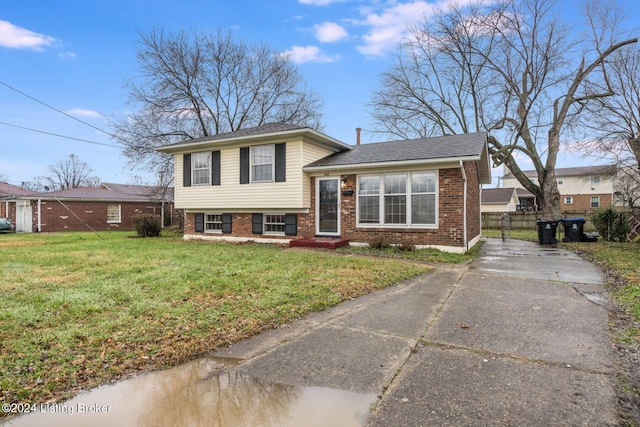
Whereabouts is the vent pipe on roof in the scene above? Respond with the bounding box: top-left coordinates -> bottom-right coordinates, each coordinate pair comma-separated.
356,127 -> 361,145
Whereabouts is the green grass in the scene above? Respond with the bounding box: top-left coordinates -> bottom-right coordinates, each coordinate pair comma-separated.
0,231 -> 432,411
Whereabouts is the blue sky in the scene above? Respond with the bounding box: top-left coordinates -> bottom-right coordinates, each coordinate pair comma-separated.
0,0 -> 623,188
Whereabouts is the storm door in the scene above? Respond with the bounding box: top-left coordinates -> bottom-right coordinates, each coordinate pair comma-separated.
316,178 -> 340,235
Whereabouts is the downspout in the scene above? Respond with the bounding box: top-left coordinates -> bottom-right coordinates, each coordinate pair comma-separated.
37,199 -> 42,232
459,161 -> 468,251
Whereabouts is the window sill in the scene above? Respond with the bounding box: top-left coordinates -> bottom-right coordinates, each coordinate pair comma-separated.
356,224 -> 437,229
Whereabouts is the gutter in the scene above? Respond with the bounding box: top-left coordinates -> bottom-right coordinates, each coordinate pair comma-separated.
157,128 -> 353,154
460,161 -> 468,251
303,156 -> 481,173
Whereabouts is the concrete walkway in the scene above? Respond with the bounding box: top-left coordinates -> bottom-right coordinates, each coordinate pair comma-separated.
213,238 -> 618,426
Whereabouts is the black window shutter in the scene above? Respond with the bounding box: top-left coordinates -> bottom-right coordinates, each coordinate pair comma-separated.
212,150 -> 221,186
275,143 -> 286,182
222,213 -> 232,234
183,154 -> 192,187
252,213 -> 263,234
195,213 -> 204,232
284,213 -> 297,236
240,147 -> 250,184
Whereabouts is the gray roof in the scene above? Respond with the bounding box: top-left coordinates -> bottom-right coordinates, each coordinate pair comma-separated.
156,122 -> 351,152
15,185 -> 173,202
481,187 -> 517,204
101,183 -> 174,202
0,182 -> 37,197
304,132 -> 488,169
504,164 -> 616,180
169,123 -> 307,146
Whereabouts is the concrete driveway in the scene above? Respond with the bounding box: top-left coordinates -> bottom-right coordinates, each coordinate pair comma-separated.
214,238 -> 618,426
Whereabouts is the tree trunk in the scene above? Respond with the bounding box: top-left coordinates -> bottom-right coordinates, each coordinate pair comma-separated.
539,170 -> 562,219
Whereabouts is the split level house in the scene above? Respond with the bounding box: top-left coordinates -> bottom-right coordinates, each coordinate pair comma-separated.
156,123 -> 491,253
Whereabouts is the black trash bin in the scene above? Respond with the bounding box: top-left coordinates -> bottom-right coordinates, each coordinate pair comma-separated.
560,218 -> 585,242
537,219 -> 559,244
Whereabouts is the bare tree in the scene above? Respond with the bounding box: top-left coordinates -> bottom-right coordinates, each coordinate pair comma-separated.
112,28 -> 325,176
47,154 -> 100,190
369,0 -> 636,218
574,1 -> 640,202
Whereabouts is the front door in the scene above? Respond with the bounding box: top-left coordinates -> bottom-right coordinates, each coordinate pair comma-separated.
15,200 -> 32,233
316,178 -> 340,236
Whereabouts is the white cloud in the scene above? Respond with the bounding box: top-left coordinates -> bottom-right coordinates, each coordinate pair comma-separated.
0,20 -> 56,50
314,22 -> 348,43
68,108 -> 102,118
357,1 -> 437,57
282,45 -> 341,64
299,0 -> 348,5
59,51 -> 77,59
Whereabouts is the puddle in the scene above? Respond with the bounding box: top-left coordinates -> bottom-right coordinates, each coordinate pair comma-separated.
4,357 -> 375,427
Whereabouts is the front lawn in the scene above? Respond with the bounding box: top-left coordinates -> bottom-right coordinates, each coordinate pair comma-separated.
0,231 -> 432,413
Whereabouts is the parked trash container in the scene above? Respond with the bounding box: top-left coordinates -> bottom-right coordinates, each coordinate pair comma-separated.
537,219 -> 559,245
560,218 -> 585,242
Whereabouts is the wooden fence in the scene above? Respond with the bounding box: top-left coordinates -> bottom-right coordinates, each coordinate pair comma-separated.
481,211 -> 595,230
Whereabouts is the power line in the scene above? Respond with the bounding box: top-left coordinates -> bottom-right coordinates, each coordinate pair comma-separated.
0,121 -> 120,148
0,80 -> 117,139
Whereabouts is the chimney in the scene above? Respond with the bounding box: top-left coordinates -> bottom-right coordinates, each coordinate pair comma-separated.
356,127 -> 361,145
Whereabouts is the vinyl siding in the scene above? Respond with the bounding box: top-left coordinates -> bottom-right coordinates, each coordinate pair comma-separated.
174,138 -> 337,210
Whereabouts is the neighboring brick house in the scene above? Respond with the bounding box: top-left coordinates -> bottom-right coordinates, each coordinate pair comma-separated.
7,183 -> 175,233
502,165 -> 617,212
156,123 -> 491,253
0,182 -> 37,220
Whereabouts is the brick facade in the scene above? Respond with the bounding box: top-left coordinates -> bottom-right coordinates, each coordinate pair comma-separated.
35,200 -> 169,232
186,167 -> 481,250
560,194 -> 612,211
184,212 -> 314,240
1,201 -> 15,220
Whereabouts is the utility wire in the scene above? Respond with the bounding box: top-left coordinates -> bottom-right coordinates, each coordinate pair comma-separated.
0,121 -> 120,148
0,80 -> 117,138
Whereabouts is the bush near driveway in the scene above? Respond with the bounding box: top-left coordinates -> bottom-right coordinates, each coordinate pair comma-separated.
0,232 -> 432,416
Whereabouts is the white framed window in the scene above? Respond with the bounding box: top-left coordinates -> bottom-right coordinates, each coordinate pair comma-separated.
564,196 -> 573,204
192,152 -> 211,185
591,196 -> 600,208
358,176 -> 380,224
107,204 -> 121,223
357,171 -> 437,227
205,214 -> 222,233
384,174 -> 407,224
411,172 -> 437,224
557,179 -> 563,185
264,214 -> 285,235
590,176 -> 601,186
251,145 -> 274,182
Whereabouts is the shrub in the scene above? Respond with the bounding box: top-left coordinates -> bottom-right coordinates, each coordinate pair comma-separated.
591,207 -> 629,242
396,237 -> 416,252
132,214 -> 162,237
368,235 -> 391,249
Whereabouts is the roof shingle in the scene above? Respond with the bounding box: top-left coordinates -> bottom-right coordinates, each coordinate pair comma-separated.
304,132 -> 488,169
